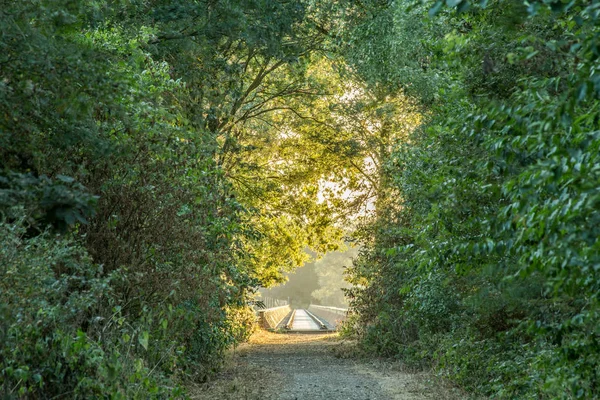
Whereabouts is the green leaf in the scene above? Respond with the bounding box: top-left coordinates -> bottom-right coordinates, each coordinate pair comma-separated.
56,174 -> 75,183
457,1 -> 471,13
577,84 -> 588,102
138,331 -> 149,350
429,1 -> 444,16
525,50 -> 539,60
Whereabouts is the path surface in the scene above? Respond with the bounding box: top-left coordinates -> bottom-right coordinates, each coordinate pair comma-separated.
190,331 -> 468,400
289,309 -> 321,331
246,332 -> 401,399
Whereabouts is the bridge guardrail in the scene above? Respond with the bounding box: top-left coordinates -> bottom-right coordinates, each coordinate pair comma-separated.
258,305 -> 292,330
307,305 -> 348,329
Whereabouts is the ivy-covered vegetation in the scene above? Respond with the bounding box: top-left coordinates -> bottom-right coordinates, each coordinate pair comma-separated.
2,0 -> 598,398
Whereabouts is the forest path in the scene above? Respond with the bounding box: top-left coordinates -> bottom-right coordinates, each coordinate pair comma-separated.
189,330 -> 467,400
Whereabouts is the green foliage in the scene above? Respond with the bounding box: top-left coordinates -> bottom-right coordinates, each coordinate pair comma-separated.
1,0 -> 346,397
6,0 -> 597,398
0,216 -> 181,398
138,0 -> 351,286
342,0 -> 600,398
0,173 -> 98,232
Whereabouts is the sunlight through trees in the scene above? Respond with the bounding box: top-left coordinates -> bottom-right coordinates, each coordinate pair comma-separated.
1,0 -> 598,398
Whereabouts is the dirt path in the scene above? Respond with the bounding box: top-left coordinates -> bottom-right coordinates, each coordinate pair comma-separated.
189,331 -> 468,400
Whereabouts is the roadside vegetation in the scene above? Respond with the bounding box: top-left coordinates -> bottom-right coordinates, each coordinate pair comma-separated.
342,1 -> 600,399
1,0 -> 598,399
1,1 -> 347,397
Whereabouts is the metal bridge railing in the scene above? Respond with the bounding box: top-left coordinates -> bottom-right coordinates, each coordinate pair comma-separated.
259,296 -> 289,309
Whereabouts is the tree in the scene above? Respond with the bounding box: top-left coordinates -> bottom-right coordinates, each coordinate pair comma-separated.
340,0 -> 600,397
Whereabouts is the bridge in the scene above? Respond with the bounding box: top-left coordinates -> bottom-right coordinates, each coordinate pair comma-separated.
257,304 -> 348,332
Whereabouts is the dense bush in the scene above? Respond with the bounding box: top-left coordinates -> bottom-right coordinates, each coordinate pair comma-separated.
342,0 -> 600,398
1,0 -> 343,397
0,213 -> 179,397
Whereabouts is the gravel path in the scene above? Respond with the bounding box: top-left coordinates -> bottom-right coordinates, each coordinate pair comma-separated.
189,331 -> 468,400
247,333 -> 410,399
